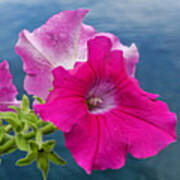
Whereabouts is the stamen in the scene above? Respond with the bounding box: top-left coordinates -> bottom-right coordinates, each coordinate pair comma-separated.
89,97 -> 102,106
86,96 -> 103,110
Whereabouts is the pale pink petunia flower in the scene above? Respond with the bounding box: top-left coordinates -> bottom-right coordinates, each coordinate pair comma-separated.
0,60 -> 20,111
34,36 -> 177,174
15,9 -> 139,99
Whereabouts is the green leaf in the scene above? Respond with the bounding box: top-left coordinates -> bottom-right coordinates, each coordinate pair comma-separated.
0,159 -> 2,165
16,152 -> 37,166
27,121 -> 38,131
15,133 -> 29,151
33,96 -> 45,104
19,111 -> 37,123
3,147 -> 16,154
37,152 -> 49,180
42,140 -> 56,152
22,122 -> 29,133
36,131 -> 42,145
41,123 -> 57,134
27,111 -> 38,123
18,112 -> 38,131
0,138 -> 14,155
37,119 -> 49,127
48,151 -> 66,165
21,95 -> 30,112
0,127 -> 4,143
4,124 -> 12,133
29,140 -> 39,153
0,112 -> 21,132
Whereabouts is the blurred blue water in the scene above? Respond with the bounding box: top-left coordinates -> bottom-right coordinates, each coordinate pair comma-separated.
0,0 -> 180,179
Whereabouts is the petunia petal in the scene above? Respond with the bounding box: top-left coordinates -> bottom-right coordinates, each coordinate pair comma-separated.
15,30 -> 53,99
114,79 -> 176,157
96,32 -> 139,77
49,65 -> 94,100
0,60 -> 20,111
77,24 -> 96,61
64,115 -> 98,174
65,114 -> 128,173
15,9 -> 96,99
87,36 -> 112,79
109,107 -> 176,158
92,114 -> 128,171
34,97 -> 87,132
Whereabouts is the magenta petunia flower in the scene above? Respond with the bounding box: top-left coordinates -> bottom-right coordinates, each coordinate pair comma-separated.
15,9 -> 139,99
0,60 -> 19,111
34,36 -> 177,174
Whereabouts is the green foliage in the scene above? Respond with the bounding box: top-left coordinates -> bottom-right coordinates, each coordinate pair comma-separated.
15,133 -> 29,151
0,111 -> 22,132
42,140 -> 56,152
21,95 -> 30,112
0,95 -> 66,179
0,126 -> 4,143
48,151 -> 66,165
37,151 -> 49,180
33,96 -> 45,104
3,147 -> 16,154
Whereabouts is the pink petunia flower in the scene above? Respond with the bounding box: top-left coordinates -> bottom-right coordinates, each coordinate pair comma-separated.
34,36 -> 177,174
0,60 -> 20,111
15,9 -> 139,99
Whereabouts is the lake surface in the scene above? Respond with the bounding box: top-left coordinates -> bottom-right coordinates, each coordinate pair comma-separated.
0,0 -> 180,179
